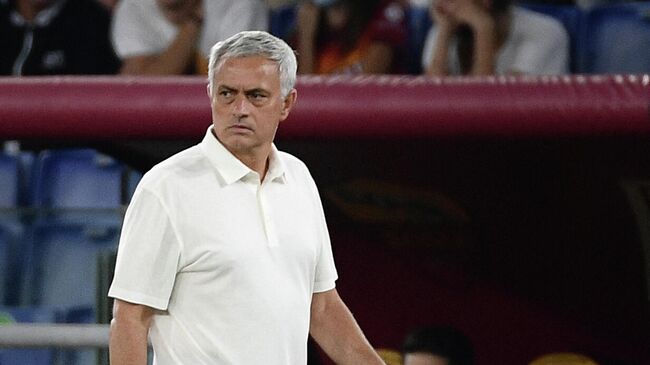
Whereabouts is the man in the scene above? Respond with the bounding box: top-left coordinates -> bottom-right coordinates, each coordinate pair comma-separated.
0,0 -> 119,75
108,31 -> 385,365
111,0 -> 268,75
401,326 -> 474,365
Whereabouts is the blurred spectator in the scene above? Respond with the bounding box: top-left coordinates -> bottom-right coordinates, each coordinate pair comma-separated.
268,0 -> 299,9
295,0 -> 408,74
0,0 -> 120,75
401,325 -> 474,365
421,0 -> 569,75
111,0 -> 268,75
96,0 -> 117,11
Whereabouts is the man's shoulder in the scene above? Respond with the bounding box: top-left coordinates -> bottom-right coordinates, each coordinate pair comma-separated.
276,150 -> 319,186
113,0 -> 160,23
512,6 -> 568,39
277,150 -> 308,170
140,144 -> 206,188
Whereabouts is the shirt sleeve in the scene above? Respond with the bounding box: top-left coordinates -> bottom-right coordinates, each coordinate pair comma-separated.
110,0 -> 161,59
510,12 -> 569,75
108,186 -> 182,310
199,0 -> 269,57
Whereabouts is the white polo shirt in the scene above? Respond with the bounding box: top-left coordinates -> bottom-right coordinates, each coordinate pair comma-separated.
109,127 -> 338,365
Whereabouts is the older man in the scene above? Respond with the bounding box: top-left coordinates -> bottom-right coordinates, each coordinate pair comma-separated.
108,31 -> 385,365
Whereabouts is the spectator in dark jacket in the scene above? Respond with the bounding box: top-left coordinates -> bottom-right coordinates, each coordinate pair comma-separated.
0,0 -> 120,75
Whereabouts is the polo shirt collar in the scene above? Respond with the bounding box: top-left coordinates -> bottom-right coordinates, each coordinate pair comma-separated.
200,127 -> 287,185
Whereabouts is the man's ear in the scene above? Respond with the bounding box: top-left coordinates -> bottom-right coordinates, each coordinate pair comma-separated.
206,84 -> 212,99
279,89 -> 298,122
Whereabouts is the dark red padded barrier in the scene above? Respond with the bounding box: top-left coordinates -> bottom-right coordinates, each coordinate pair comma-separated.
0,75 -> 648,139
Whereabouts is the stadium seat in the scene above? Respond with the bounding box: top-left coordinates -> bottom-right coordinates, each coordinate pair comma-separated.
0,228 -> 10,305
0,226 -> 26,307
0,153 -> 19,210
60,306 -> 98,365
405,5 -> 432,74
269,4 -> 297,41
578,2 -> 650,73
0,306 -> 59,365
23,223 -> 120,309
519,3 -> 582,73
31,149 -> 130,225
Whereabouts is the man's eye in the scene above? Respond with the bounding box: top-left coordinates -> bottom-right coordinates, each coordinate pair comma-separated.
219,90 -> 233,98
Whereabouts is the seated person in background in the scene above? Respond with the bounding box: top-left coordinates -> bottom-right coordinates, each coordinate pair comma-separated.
111,0 -> 268,75
0,0 -> 120,75
295,0 -> 407,74
422,0 -> 569,75
401,325 -> 474,365
267,0 -> 300,9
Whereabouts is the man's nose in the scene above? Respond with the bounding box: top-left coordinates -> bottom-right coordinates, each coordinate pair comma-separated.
232,95 -> 250,118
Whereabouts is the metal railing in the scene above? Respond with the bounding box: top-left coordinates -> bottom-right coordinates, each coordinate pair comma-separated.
0,323 -> 109,348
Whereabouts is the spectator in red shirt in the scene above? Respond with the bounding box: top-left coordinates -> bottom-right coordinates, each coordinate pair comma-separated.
295,0 -> 407,74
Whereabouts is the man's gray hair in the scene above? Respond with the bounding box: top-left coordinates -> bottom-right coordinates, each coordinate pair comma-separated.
208,31 -> 297,98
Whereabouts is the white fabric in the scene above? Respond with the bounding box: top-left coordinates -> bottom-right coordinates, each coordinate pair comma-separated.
111,0 -> 268,58
421,7 -> 569,75
109,127 -> 338,365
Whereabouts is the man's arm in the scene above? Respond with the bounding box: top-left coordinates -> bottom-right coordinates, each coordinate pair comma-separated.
309,288 -> 385,365
296,2 -> 320,74
118,19 -> 202,75
109,299 -> 155,365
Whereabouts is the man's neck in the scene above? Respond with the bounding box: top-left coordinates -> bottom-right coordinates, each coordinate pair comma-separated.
210,128 -> 272,182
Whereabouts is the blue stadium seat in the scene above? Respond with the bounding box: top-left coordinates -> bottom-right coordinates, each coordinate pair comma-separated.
17,151 -> 35,208
0,228 -> 10,305
0,306 -> 59,365
31,149 -> 127,225
59,307 -> 98,365
405,5 -> 432,74
24,223 -> 120,310
0,153 -> 19,210
269,5 -> 297,41
519,3 -> 582,73
579,2 -> 650,73
0,226 -> 25,306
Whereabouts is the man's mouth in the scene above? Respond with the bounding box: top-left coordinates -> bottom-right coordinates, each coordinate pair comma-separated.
229,124 -> 253,132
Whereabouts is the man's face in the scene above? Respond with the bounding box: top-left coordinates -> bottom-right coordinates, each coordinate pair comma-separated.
156,0 -> 198,24
209,56 -> 296,159
403,353 -> 450,365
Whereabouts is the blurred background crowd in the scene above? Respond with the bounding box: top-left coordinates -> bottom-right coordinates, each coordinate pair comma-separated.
2,0 -> 649,78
